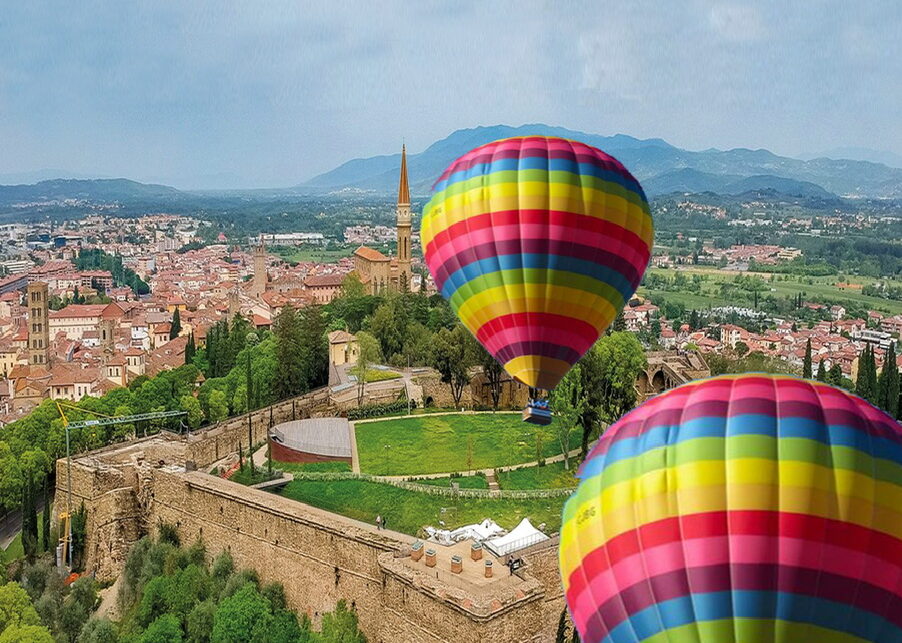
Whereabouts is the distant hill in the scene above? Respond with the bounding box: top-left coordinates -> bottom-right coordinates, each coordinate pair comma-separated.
0,178 -> 185,206
301,124 -> 902,199
800,147 -> 902,169
644,169 -> 835,198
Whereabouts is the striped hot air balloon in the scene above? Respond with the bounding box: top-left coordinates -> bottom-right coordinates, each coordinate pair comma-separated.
421,136 -> 653,400
561,373 -> 902,643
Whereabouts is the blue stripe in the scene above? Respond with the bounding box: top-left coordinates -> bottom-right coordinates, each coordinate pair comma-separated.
439,253 -> 635,303
433,156 -> 646,200
600,590 -> 896,643
579,413 -> 902,481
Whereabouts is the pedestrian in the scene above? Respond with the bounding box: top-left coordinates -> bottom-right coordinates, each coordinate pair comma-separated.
382,515 -> 388,530
376,514 -> 382,530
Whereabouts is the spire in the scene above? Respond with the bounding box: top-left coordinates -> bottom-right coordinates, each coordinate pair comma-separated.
397,144 -> 410,206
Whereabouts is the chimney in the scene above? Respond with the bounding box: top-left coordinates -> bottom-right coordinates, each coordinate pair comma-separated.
450,555 -> 462,574
484,560 -> 493,578
424,549 -> 436,568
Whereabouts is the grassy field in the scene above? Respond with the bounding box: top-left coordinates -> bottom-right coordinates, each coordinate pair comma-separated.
354,413 -> 578,475
1,511 -> 44,563
273,460 -> 353,473
272,246 -> 354,264
350,367 -> 401,383
277,478 -> 565,535
642,267 -> 902,315
498,462 -> 578,490
412,475 -> 489,489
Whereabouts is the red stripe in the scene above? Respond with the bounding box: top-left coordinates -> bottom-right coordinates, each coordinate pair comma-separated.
424,209 -> 650,266
476,313 -> 598,351
566,511 -> 902,601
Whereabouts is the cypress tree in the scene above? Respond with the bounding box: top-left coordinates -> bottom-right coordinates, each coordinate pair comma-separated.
42,476 -> 51,553
803,339 -> 812,379
816,359 -> 826,382
866,345 -> 879,404
878,342 -> 900,418
827,363 -> 843,388
170,308 -> 182,340
21,475 -> 37,559
185,332 -> 196,364
856,345 -> 873,400
245,352 -> 254,412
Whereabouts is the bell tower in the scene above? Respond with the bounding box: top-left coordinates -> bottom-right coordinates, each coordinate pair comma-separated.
251,236 -> 268,298
396,144 -> 412,290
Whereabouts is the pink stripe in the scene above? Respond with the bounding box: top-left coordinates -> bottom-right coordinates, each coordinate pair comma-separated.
480,323 -> 596,358
426,223 -> 649,278
570,533 -> 902,621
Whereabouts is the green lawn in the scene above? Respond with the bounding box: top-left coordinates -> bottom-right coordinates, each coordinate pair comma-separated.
354,413 -> 578,475
272,460 -> 352,473
498,462 -> 578,490
412,475 -> 489,490
350,367 -> 402,383
229,466 -> 281,486
272,246 -> 354,264
1,511 -> 44,563
277,478 -> 565,535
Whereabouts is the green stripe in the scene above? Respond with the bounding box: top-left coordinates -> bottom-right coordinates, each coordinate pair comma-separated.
642,618 -> 871,643
448,267 -> 625,313
424,168 -> 651,217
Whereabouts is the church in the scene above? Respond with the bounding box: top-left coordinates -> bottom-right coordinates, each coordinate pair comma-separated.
352,145 -> 413,294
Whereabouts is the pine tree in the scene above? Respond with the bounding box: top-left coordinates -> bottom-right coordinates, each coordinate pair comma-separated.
816,359 -> 826,382
803,339 -> 812,379
877,342 -> 900,418
170,308 -> 182,340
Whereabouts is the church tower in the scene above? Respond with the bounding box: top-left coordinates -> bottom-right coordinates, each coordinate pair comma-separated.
396,144 -> 412,290
251,236 -> 268,298
27,281 -> 50,366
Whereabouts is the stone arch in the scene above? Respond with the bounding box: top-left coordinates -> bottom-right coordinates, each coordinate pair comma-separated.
636,371 -> 651,397
651,370 -> 667,394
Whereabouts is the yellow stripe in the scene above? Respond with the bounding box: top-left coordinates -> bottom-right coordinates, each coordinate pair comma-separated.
559,457 -> 899,584
504,356 -> 573,389
421,181 -> 653,249
455,287 -> 618,333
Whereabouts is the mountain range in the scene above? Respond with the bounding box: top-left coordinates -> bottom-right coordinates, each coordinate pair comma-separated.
302,124 -> 902,199
4,125 -> 902,204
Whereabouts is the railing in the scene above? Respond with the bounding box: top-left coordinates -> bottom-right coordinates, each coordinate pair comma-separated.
286,471 -> 575,499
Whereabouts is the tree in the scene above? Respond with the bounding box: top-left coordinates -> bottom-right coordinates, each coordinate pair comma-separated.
368,302 -> 404,361
41,477 -> 50,553
827,363 -> 844,388
211,583 -> 270,643
180,396 -> 203,430
431,326 -> 473,408
319,600 -> 365,643
77,618 -> 119,643
207,390 -> 229,424
185,333 -> 196,365
354,331 -> 382,406
473,344 -> 504,410
402,322 -> 433,367
856,345 -> 878,403
273,306 -> 306,400
140,614 -> 183,643
735,341 -> 749,357
170,309 -> 182,340
816,358 -> 826,382
803,339 -> 812,379
593,332 -> 647,438
550,364 -> 585,470
609,309 -> 627,334
0,582 -> 43,632
0,624 -> 54,643
245,353 -> 254,412
877,342 -> 900,418
20,474 -> 37,560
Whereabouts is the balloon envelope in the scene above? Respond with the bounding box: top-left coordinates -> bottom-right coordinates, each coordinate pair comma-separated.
421,136 -> 653,390
561,374 -> 902,643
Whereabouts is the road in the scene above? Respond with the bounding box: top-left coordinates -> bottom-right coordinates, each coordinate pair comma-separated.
0,492 -> 48,551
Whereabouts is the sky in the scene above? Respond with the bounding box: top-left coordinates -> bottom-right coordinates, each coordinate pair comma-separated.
1,1 -> 900,189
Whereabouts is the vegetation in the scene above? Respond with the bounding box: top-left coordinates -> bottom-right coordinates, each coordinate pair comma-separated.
497,462 -> 578,490
74,248 -> 150,295
354,413 -> 578,476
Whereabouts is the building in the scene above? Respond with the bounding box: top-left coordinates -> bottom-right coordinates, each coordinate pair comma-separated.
328,330 -> 358,366
27,281 -> 50,366
49,303 -> 124,341
353,144 -> 413,294
303,274 -> 344,304
250,239 -> 268,298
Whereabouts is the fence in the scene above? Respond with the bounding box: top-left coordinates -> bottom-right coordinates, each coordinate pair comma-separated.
286,471 -> 575,499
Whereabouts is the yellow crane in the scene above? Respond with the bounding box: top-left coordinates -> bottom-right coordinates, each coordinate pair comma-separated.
54,401 -> 186,570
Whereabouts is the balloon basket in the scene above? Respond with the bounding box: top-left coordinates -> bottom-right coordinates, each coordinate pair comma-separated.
522,400 -> 552,425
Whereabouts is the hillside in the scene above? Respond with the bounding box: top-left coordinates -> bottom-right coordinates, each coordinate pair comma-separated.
301,124 -> 902,199
0,178 -> 185,206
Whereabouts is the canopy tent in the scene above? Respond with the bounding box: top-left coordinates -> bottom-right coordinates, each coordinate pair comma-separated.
424,519 -> 505,546
483,518 -> 549,557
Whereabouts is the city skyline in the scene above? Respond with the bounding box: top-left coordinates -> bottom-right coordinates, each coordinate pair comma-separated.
1,1 -> 900,188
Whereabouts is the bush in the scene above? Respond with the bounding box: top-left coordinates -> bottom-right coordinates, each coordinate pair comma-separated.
78,617 -> 120,643
346,399 -> 413,420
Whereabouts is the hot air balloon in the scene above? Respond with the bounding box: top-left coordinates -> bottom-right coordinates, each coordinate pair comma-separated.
560,373 -> 902,643
421,136 -> 653,423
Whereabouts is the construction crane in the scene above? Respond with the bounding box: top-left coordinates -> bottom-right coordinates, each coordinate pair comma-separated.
55,401 -> 187,571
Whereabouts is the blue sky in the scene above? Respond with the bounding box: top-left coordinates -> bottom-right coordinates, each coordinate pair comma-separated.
1,1 -> 900,188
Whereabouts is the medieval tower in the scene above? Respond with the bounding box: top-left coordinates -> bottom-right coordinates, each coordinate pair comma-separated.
250,237 -> 268,298
396,144 -> 412,290
27,281 -> 50,366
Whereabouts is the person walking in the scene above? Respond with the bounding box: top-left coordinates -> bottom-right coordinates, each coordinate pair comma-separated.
376,514 -> 382,530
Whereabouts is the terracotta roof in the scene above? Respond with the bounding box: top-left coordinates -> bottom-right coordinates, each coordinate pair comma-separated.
304,273 -> 344,288
354,246 -> 389,262
328,330 -> 355,344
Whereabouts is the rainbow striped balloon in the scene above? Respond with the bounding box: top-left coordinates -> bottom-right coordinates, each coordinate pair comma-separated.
421,136 -> 653,391
561,374 -> 902,643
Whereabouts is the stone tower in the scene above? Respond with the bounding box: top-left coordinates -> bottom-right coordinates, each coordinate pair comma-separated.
396,144 -> 412,290
27,281 -> 50,366
251,237 -> 268,298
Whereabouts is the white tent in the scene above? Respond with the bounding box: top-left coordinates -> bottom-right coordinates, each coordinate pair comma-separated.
424,519 -> 505,546
484,518 -> 549,557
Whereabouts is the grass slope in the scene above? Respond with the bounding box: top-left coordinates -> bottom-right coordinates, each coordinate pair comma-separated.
498,462 -> 578,490
355,413 -> 577,475
277,478 -> 565,535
